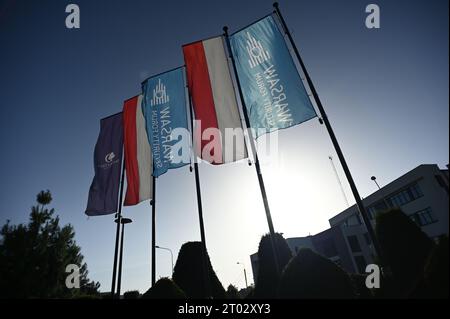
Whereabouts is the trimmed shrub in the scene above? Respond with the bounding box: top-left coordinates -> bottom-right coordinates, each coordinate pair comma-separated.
72,294 -> 101,299
123,290 -> 140,299
141,278 -> 186,299
242,286 -> 255,299
254,233 -> 292,298
349,274 -> 373,299
172,242 -> 226,299
278,248 -> 356,299
375,209 -> 433,296
422,235 -> 449,298
226,284 -> 240,299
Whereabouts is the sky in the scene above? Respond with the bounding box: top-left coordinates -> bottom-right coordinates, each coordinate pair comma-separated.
0,0 -> 448,293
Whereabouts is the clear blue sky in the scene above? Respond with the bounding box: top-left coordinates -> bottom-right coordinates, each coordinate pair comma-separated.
0,0 -> 448,293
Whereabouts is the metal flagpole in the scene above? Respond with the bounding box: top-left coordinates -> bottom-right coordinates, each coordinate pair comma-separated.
329,156 -> 350,207
116,220 -> 125,297
223,27 -> 281,277
192,158 -> 212,298
151,175 -> 156,286
116,217 -> 132,297
184,72 -> 212,298
272,2 -> 385,264
111,156 -> 125,298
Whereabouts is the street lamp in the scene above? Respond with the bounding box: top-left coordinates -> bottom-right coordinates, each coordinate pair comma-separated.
371,176 -> 381,190
156,245 -> 174,276
237,262 -> 248,288
115,217 -> 132,298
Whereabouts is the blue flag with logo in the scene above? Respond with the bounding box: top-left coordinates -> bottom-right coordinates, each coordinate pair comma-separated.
86,112 -> 123,216
230,15 -> 316,137
142,67 -> 190,177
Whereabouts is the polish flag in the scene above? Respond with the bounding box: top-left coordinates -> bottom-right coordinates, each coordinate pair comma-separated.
183,36 -> 247,164
123,95 -> 153,206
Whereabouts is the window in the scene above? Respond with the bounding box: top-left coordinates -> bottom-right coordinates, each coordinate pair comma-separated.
435,175 -> 449,195
411,208 -> 437,226
344,213 -> 362,227
387,182 -> 423,207
347,235 -> 361,253
354,255 -> 367,274
363,233 -> 371,245
368,200 -> 389,219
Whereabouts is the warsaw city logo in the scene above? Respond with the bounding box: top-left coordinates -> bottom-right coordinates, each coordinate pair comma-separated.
105,152 -> 115,163
246,32 -> 271,68
245,31 -> 294,128
151,79 -> 170,106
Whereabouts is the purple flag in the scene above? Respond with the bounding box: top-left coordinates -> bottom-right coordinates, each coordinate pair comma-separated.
85,113 -> 123,216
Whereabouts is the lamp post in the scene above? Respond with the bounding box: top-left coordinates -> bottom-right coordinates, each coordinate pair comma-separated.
237,262 -> 248,288
371,176 -> 381,190
156,245 -> 174,276
115,217 -> 132,298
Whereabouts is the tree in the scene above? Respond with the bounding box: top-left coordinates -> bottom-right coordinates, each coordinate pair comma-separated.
0,190 -> 100,298
254,233 -> 292,298
278,248 -> 355,299
141,277 -> 186,299
172,241 -> 226,299
226,284 -> 240,299
375,209 -> 433,297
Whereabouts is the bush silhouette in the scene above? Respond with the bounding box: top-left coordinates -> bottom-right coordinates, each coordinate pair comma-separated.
123,290 -> 140,299
421,235 -> 449,298
278,248 -> 355,299
375,209 -> 433,296
172,242 -> 225,299
242,285 -> 255,299
141,278 -> 186,299
254,233 -> 292,298
226,284 -> 240,299
349,274 -> 373,299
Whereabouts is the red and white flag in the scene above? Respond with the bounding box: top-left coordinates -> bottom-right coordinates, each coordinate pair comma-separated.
123,95 -> 153,206
183,36 -> 247,164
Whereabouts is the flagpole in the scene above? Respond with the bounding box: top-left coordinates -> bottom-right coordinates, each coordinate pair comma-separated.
151,175 -> 156,286
116,219 -> 125,297
272,2 -> 385,265
223,27 -> 281,277
184,78 -> 212,298
111,155 -> 125,298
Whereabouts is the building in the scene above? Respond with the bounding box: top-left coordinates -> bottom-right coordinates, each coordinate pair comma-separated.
250,164 -> 449,283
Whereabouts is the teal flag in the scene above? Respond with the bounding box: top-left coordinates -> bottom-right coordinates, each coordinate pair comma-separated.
230,15 -> 316,137
142,67 -> 190,177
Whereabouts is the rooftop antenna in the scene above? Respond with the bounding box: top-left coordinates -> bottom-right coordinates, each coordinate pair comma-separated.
329,155 -> 349,207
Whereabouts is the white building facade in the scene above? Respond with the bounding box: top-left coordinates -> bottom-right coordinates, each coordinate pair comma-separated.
250,164 -> 449,281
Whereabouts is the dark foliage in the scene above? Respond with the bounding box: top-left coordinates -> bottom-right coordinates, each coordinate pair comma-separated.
0,190 -> 100,298
123,290 -> 140,299
278,248 -> 356,299
172,242 -> 225,299
411,235 -> 449,298
375,209 -> 433,297
349,273 -> 373,299
253,233 -> 292,298
226,284 -> 240,299
141,278 -> 186,299
242,286 -> 255,299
